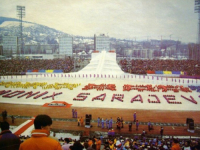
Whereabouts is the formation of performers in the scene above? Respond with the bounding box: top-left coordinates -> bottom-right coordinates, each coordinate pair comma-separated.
74,111 -> 138,131
74,110 -> 158,135
116,117 -> 124,130
97,117 -> 113,129
96,116 -> 144,132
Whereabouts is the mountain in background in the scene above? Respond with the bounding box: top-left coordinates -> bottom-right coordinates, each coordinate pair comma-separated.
0,17 -> 19,24
0,16 -> 68,45
0,16 -> 33,25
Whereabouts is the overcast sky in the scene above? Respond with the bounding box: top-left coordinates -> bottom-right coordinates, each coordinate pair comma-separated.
0,0 -> 198,43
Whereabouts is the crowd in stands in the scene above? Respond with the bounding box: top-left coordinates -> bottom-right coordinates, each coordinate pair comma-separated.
0,58 -> 74,75
1,58 -> 200,77
17,132 -> 200,150
2,129 -> 199,150
91,135 -> 200,150
1,120 -> 200,150
119,59 -> 200,76
1,113 -> 200,150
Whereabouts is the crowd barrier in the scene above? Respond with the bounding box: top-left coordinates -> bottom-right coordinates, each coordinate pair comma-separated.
0,73 -> 200,86
147,70 -> 185,76
180,75 -> 200,79
26,70 -> 63,74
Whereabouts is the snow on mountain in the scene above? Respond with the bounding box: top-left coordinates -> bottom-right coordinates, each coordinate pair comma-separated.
0,21 -> 35,28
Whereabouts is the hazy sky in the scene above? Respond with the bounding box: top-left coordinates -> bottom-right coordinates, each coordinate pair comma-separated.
0,0 -> 198,43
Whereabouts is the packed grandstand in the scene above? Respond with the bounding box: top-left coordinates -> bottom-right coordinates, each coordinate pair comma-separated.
120,59 -> 200,76
0,51 -> 200,150
18,132 -> 200,150
0,58 -> 200,77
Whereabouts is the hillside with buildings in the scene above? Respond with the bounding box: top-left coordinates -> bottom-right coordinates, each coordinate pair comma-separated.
0,17 -> 66,45
0,17 -> 191,60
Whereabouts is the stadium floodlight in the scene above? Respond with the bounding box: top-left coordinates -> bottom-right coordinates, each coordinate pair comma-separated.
195,0 -> 200,44
16,6 -> 25,57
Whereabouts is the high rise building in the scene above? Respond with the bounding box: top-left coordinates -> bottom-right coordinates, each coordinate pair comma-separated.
94,34 -> 110,52
59,35 -> 73,56
3,36 -> 18,57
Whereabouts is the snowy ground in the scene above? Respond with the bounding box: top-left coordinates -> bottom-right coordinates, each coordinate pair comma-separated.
0,75 -> 200,111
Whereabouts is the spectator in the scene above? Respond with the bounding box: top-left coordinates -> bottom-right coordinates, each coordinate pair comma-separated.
182,140 -> 191,150
62,138 -> 73,150
83,142 -> 89,150
90,138 -> 96,150
69,145 -> 74,150
194,140 -> 200,150
190,140 -> 198,150
103,139 -> 110,150
115,139 -> 123,150
0,121 -> 21,150
72,140 -> 84,150
19,114 -> 62,150
96,138 -> 101,150
88,138 -> 93,147
171,139 -> 181,150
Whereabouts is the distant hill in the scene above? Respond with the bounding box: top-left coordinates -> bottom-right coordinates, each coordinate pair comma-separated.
0,16 -> 32,25
0,17 -> 68,44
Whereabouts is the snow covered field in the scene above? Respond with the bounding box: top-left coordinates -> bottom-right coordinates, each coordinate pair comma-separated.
0,51 -> 199,111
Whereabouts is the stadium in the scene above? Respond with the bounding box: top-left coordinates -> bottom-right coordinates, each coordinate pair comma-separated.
1,0 -> 200,149
0,50 -> 200,145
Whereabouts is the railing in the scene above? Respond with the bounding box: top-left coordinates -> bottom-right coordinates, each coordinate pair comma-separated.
0,73 -> 200,86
